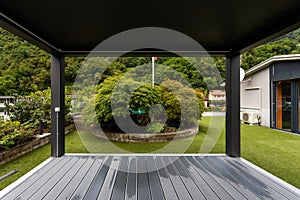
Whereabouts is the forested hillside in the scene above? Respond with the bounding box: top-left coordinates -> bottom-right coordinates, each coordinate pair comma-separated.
0,27 -> 299,95
241,28 -> 300,70
0,28 -> 83,95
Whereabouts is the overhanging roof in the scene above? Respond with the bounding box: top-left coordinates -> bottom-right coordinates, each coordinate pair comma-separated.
246,54 -> 300,76
1,0 -> 300,56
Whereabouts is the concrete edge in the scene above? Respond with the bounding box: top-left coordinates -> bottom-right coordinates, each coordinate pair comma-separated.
65,153 -> 227,157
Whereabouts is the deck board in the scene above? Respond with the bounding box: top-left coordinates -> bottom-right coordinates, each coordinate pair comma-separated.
4,156 -> 73,200
83,157 -> 112,199
137,157 -> 151,200
224,157 -> 300,199
29,157 -> 80,200
1,155 -> 300,200
126,157 -> 137,200
145,157 -> 165,200
56,158 -> 95,200
69,157 -> 104,200
178,157 -> 220,199
172,158 -> 206,200
0,157 -> 61,200
42,157 -> 87,200
97,156 -> 120,199
213,156 -> 281,200
204,156 -> 261,200
111,156 -> 129,200
160,157 -> 193,200
155,158 -> 179,200
185,156 -> 234,199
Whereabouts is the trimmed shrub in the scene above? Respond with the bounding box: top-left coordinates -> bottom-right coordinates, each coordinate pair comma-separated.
0,121 -> 36,151
82,76 -> 204,132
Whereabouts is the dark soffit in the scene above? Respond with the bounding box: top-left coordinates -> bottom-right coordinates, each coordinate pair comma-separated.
1,0 -> 300,56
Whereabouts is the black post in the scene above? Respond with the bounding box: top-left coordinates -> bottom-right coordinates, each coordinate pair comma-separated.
226,54 -> 241,157
51,55 -> 65,157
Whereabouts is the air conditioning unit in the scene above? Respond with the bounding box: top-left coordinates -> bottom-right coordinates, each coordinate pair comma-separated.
241,111 -> 259,124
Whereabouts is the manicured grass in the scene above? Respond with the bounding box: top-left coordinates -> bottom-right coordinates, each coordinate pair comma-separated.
76,116 -> 225,154
241,125 -> 300,188
1,117 -> 300,190
0,143 -> 50,190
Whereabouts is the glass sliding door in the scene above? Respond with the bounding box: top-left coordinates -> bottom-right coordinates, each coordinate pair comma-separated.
276,80 -> 291,131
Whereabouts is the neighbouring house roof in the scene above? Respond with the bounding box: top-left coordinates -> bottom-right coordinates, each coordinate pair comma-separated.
245,54 -> 300,76
0,96 -> 15,99
209,90 -> 226,96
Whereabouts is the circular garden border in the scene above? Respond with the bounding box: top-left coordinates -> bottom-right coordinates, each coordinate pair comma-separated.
76,121 -> 198,143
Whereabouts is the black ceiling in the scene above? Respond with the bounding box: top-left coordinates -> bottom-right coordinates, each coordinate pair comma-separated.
1,0 -> 300,56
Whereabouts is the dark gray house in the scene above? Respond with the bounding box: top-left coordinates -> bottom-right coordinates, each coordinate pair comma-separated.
241,54 -> 300,134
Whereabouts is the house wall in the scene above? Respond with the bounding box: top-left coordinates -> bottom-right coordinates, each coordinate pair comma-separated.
241,67 -> 270,126
272,60 -> 300,81
270,60 -> 300,133
208,90 -> 226,101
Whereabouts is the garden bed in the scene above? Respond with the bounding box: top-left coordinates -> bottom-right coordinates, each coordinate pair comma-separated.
0,124 -> 75,166
76,121 -> 198,143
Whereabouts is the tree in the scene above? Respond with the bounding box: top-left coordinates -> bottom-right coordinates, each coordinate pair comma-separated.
81,76 -> 203,132
5,88 -> 73,131
0,28 -> 86,95
241,28 -> 300,70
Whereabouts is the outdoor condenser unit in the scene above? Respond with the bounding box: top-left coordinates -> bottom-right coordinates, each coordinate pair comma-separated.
241,111 -> 259,124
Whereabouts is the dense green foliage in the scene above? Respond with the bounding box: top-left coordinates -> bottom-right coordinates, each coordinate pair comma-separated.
162,57 -> 225,89
0,121 -> 36,151
241,28 -> 300,70
0,28 -> 50,95
0,28 -> 83,95
82,76 -> 203,132
6,90 -> 51,125
0,89 -> 73,151
5,88 -> 73,129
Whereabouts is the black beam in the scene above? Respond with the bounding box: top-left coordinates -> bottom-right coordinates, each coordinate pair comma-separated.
226,54 -> 241,157
0,13 -> 61,55
62,50 -> 230,57
51,55 -> 65,157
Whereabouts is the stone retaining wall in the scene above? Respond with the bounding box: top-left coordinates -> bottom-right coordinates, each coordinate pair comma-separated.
0,124 -> 75,166
76,122 -> 198,143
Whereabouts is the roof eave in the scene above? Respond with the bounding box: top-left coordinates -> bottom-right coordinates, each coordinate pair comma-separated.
245,54 -> 300,76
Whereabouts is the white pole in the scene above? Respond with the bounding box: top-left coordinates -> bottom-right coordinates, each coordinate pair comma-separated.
151,57 -> 155,86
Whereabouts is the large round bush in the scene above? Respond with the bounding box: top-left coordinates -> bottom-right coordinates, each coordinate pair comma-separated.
82,76 -> 204,132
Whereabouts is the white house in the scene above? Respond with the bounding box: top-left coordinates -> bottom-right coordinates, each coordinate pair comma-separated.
208,90 -> 226,101
0,96 -> 14,121
241,54 -> 300,134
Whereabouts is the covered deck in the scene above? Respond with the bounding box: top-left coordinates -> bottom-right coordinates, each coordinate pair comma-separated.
1,155 -> 300,199
1,0 -> 300,199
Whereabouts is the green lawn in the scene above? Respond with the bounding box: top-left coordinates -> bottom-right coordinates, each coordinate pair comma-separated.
241,125 -> 300,188
1,117 -> 300,190
75,116 -> 225,154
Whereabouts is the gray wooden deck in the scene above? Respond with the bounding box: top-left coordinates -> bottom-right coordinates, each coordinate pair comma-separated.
1,155 -> 300,200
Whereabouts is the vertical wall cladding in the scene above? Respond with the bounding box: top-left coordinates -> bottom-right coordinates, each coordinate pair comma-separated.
271,60 -> 300,134
271,61 -> 300,81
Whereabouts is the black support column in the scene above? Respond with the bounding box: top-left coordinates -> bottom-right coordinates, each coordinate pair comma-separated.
226,54 -> 241,157
51,55 -> 65,157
